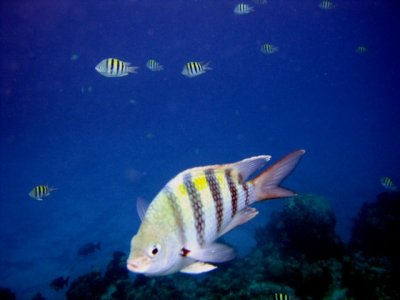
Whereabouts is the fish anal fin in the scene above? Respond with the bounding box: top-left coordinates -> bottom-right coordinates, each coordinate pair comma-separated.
219,207 -> 259,236
180,262 -> 217,274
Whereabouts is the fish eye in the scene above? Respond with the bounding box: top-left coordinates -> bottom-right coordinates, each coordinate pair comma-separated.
148,244 -> 161,257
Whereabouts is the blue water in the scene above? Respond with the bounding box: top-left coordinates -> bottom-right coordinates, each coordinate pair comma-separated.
1,0 -> 399,298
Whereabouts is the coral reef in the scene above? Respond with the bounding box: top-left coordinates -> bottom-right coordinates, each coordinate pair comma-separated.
344,191 -> 400,299
0,287 -> 16,300
255,194 -> 345,299
62,192 -> 400,300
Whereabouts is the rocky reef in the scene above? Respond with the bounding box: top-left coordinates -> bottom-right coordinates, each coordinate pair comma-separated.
343,191 -> 400,299
62,192 -> 400,300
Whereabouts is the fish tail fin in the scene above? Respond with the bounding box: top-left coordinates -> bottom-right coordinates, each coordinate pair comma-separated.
126,66 -> 139,74
203,61 -> 212,70
251,149 -> 305,201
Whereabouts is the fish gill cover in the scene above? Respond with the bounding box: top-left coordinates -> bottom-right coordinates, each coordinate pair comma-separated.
0,0 -> 400,299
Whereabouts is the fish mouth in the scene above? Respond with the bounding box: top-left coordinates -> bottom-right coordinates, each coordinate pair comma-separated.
126,261 -> 139,272
126,258 -> 147,273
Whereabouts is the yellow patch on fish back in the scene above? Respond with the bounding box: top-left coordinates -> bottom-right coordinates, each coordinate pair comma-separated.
178,183 -> 187,196
193,175 -> 207,191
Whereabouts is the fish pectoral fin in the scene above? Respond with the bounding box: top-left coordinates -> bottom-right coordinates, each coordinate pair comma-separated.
180,262 -> 217,274
219,207 -> 259,237
136,197 -> 149,221
230,155 -> 271,181
187,243 -> 235,263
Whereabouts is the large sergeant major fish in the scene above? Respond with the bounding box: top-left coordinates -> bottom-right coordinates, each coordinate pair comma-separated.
127,149 -> 305,276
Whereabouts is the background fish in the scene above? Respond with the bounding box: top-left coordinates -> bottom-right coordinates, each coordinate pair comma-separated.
78,242 -> 101,256
146,59 -> 163,71
380,176 -> 397,191
261,43 -> 279,55
50,276 -> 69,290
234,3 -> 254,15
28,185 -> 56,201
319,0 -> 335,10
181,61 -> 212,78
95,58 -> 139,77
127,150 -> 305,276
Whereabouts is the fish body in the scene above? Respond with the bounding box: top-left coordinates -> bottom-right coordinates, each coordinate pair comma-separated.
355,46 -> 367,54
234,3 -> 254,15
271,292 -> 291,300
95,58 -> 139,77
127,150 -> 305,276
380,176 -> 397,191
261,43 -> 279,55
78,242 -> 101,256
146,59 -> 163,71
181,61 -> 211,78
29,185 -> 56,201
319,0 -> 335,10
50,276 -> 69,290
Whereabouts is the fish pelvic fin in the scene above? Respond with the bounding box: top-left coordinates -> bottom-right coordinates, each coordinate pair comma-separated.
180,262 -> 217,274
251,149 -> 305,201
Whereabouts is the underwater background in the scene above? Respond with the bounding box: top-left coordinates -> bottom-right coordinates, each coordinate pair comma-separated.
1,0 -> 400,299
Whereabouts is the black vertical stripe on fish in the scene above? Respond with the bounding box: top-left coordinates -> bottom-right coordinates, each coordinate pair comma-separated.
164,186 -> 186,245
183,173 -> 205,246
205,169 -> 224,233
242,181 -> 250,206
225,169 -> 238,218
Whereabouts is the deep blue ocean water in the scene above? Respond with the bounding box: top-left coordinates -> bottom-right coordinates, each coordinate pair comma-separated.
1,0 -> 399,298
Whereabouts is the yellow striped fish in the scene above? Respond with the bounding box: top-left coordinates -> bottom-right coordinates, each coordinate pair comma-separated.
29,185 -> 56,201
271,292 -> 291,300
95,58 -> 139,77
355,46 -> 367,54
181,61 -> 212,78
146,59 -> 163,71
261,43 -> 279,55
380,176 -> 397,191
127,150 -> 305,276
319,0 -> 335,10
234,3 -> 254,15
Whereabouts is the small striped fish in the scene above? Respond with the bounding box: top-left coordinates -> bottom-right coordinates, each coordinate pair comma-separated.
181,61 -> 212,78
234,3 -> 254,15
261,43 -> 279,55
380,176 -> 397,191
319,0 -> 335,10
127,150 -> 305,276
146,59 -> 163,71
271,292 -> 291,300
355,46 -> 367,54
95,58 -> 139,77
29,185 -> 56,201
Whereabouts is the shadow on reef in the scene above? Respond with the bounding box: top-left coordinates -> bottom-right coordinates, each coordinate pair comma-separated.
343,191 -> 400,299
61,192 -> 400,300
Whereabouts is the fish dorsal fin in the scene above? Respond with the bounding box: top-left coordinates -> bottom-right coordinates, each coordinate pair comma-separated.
230,155 -> 271,181
136,197 -> 149,221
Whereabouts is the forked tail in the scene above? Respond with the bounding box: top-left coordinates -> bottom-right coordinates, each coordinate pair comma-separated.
252,149 -> 305,201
